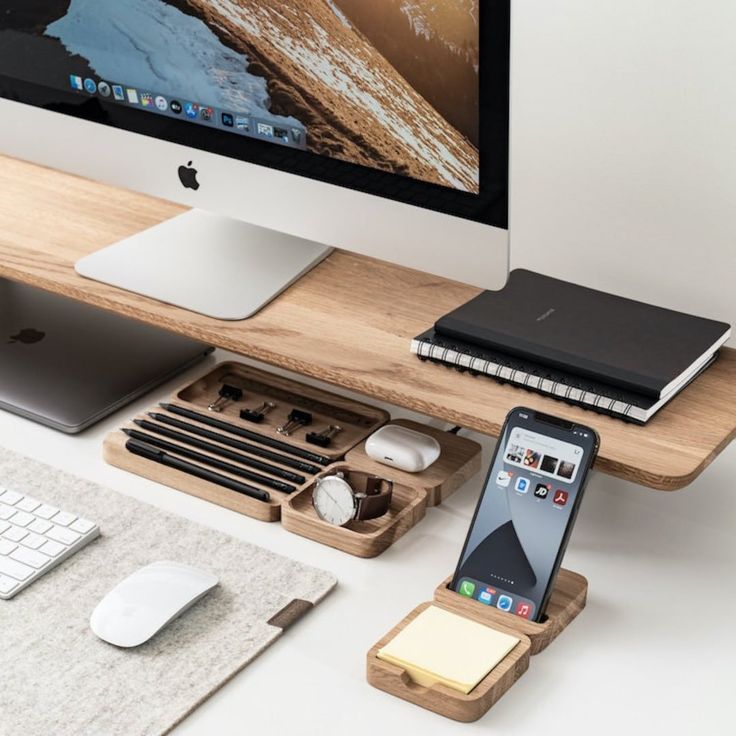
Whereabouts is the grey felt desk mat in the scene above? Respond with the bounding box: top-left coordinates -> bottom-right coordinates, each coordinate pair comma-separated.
0,447 -> 336,736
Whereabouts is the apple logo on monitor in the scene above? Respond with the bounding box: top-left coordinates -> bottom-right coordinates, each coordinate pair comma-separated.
178,161 -> 200,191
8,328 -> 45,345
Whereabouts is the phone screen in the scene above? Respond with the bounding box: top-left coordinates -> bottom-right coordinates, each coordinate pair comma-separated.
451,408 -> 598,621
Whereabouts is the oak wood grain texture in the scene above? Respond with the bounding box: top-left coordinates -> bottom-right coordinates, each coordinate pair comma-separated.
104,428 -> 285,522
366,601 -> 531,722
102,363 -> 441,555
434,569 -> 588,655
102,362 -> 391,522
2,154 -> 734,490
280,463 -> 428,558
345,419 -> 482,506
177,362 -> 389,461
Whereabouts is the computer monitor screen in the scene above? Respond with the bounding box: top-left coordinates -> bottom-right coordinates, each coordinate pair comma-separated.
0,1 -> 508,226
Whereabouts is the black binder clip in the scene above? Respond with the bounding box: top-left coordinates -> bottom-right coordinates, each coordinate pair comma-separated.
240,401 -> 277,424
277,409 -> 313,436
207,384 -> 243,413
306,425 -> 343,448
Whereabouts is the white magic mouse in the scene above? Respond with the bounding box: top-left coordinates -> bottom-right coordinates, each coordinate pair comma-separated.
90,561 -> 219,648
365,425 -> 441,473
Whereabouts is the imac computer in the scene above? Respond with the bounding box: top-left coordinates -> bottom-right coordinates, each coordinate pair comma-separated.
0,1 -> 510,320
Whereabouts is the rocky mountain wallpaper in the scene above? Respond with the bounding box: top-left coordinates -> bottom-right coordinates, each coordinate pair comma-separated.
0,0 -> 480,192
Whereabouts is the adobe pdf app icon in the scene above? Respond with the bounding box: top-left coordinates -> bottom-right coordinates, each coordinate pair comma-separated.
553,490 -> 569,506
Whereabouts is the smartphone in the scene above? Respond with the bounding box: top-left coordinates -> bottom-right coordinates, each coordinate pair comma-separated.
451,407 -> 599,622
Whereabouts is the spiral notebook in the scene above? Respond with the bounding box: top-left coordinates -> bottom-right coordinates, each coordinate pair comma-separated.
411,270 -> 730,423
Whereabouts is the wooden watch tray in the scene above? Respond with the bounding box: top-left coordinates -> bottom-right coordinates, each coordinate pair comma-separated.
366,569 -> 588,721
280,463 -> 428,558
104,362 -> 482,556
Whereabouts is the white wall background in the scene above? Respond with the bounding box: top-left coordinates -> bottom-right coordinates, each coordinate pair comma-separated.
509,1 -> 736,334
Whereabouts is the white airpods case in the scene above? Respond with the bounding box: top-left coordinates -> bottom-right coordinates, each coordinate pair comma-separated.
365,425 -> 441,473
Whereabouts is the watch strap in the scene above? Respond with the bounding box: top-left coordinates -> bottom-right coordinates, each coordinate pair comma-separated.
354,475 -> 393,521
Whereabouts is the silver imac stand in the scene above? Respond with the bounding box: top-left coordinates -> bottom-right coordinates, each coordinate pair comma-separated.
75,210 -> 333,320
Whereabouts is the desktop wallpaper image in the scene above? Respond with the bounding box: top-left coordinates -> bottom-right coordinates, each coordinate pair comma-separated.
0,0 -> 480,192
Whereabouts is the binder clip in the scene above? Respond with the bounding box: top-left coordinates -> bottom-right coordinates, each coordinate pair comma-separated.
306,425 -> 343,448
240,401 -> 277,424
207,384 -> 243,413
277,409 -> 313,436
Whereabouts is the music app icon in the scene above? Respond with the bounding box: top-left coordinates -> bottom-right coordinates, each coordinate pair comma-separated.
516,602 -> 532,619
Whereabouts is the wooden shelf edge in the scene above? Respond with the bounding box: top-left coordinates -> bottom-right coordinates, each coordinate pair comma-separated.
2,154 -> 734,492
1,255 -> 732,492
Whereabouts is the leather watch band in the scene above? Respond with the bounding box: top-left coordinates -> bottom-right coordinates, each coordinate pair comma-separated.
354,475 -> 393,521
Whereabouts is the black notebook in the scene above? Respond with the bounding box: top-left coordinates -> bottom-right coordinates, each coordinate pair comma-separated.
411,270 -> 731,423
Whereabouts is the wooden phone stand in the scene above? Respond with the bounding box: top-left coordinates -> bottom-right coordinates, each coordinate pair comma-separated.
366,569 -> 588,721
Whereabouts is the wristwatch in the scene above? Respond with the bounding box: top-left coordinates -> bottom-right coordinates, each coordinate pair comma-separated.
312,471 -> 393,527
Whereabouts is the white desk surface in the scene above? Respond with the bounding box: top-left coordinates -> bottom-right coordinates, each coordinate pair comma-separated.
3,349 -> 733,735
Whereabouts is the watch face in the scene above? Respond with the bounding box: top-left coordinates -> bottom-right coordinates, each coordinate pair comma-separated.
313,476 -> 355,526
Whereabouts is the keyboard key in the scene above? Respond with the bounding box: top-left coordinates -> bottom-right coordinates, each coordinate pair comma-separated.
0,490 -> 98,599
9,511 -> 34,527
70,518 -> 95,534
0,555 -> 34,581
10,547 -> 51,570
16,497 -> 41,513
51,511 -> 77,527
28,519 -> 53,535
20,533 -> 46,550
0,490 -> 23,505
0,574 -> 18,595
2,526 -> 28,543
0,539 -> 17,555
39,540 -> 65,557
46,525 -> 80,546
34,504 -> 59,520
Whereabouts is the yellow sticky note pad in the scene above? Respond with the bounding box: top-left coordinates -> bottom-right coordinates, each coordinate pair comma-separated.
377,605 -> 520,694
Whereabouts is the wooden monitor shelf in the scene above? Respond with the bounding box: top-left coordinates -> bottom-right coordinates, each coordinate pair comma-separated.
1,154 -> 734,491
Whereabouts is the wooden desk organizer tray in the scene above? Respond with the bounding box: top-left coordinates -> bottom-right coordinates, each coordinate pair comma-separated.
366,569 -> 588,721
103,362 -> 482,558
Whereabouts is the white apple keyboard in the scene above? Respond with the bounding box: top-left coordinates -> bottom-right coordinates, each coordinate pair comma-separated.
0,486 -> 99,599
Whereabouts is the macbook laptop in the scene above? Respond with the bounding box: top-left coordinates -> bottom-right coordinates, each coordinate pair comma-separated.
0,279 -> 213,433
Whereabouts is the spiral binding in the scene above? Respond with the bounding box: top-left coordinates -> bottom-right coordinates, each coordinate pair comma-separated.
413,338 -> 634,419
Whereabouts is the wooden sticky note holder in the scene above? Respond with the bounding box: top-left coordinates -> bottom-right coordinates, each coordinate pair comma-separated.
366,569 -> 588,721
